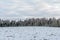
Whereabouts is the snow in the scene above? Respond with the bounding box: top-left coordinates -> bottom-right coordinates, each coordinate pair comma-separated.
0,27 -> 60,40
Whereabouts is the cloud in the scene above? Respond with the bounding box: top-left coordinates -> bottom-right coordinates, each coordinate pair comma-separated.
0,0 -> 60,19
0,0 -> 33,14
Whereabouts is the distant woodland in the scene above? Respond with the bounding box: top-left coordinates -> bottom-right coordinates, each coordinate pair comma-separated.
0,18 -> 60,27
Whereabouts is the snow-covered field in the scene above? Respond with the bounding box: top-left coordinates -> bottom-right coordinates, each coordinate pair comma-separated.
0,27 -> 60,40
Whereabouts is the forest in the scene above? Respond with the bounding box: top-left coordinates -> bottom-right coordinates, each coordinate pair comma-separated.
0,18 -> 60,27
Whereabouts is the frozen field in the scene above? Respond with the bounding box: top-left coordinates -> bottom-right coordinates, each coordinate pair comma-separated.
0,26 -> 60,40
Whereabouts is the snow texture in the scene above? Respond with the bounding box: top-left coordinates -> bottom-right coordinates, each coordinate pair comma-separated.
0,27 -> 60,40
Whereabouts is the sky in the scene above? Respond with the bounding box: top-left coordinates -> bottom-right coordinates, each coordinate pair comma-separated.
0,0 -> 60,20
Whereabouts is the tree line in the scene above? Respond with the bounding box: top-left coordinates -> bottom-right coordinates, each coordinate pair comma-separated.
0,18 -> 60,27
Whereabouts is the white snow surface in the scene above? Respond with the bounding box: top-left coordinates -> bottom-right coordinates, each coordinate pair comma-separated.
0,27 -> 60,40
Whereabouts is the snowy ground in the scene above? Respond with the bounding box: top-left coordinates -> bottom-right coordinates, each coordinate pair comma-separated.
0,27 -> 60,40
